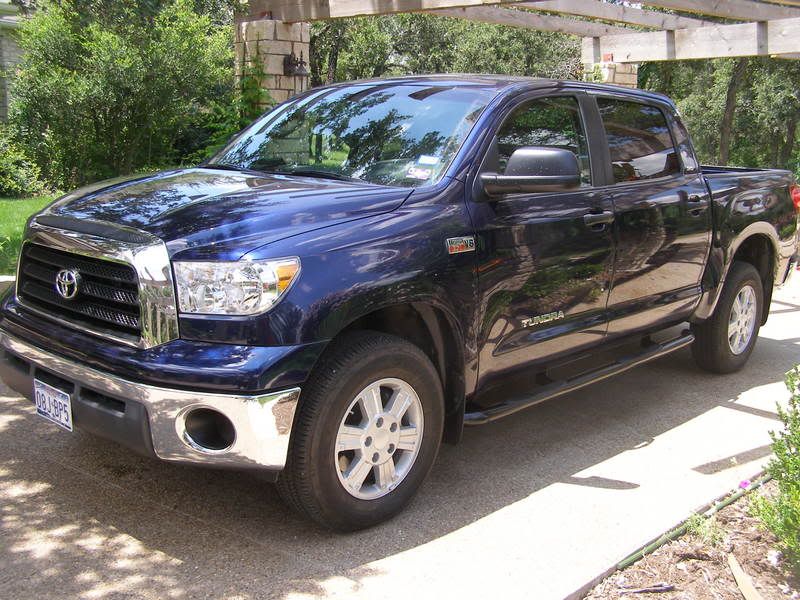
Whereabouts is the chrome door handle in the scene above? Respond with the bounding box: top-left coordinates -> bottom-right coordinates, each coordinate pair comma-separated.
583,211 -> 615,230
685,194 -> 708,215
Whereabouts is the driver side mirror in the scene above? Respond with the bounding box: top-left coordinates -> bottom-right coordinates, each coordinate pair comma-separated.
480,146 -> 581,197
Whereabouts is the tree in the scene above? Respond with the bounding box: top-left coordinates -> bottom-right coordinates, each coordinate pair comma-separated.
10,0 -> 234,188
309,14 -> 581,87
641,57 -> 800,175
718,58 -> 748,165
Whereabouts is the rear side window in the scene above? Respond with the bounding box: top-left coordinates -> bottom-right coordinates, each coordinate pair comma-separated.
596,98 -> 680,183
495,96 -> 591,186
670,114 -> 699,173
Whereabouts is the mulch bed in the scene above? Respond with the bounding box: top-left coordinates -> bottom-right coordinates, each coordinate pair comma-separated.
585,481 -> 798,599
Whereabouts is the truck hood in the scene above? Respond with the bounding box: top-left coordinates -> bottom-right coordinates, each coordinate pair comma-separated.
42,168 -> 412,260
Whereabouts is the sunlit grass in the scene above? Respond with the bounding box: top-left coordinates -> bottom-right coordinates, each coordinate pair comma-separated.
0,196 -> 54,275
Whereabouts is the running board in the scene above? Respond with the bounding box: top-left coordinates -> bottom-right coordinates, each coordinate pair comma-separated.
463,332 -> 695,426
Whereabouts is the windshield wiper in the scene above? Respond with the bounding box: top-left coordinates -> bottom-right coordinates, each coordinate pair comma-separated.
272,168 -> 365,183
202,163 -> 366,183
200,163 -> 277,177
201,162 -> 243,171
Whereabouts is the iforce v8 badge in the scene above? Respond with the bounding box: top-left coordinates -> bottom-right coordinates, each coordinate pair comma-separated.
446,236 -> 476,255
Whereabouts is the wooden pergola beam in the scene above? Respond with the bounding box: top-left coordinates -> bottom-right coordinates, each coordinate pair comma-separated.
641,1 -> 800,22
251,0 -> 800,28
520,0 -> 712,30
251,0 -> 527,22
249,0 -> 800,70
582,16 -> 800,63
432,6 -> 631,36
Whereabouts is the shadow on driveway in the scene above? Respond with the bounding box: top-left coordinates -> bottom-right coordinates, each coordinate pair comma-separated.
0,318 -> 797,598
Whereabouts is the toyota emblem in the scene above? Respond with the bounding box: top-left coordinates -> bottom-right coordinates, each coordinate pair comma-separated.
55,269 -> 80,300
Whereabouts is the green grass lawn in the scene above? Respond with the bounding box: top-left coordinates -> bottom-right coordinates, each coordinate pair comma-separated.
0,196 -> 54,275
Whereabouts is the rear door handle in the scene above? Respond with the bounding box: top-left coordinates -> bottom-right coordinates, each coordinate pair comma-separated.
583,211 -> 615,230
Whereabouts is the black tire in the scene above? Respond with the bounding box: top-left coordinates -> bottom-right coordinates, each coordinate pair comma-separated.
691,261 -> 764,374
276,331 -> 444,531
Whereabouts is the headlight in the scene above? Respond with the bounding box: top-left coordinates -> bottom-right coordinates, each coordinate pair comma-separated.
173,258 -> 300,315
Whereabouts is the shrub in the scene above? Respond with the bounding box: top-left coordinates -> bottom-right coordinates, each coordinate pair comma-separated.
0,127 -> 44,197
755,366 -> 800,573
179,57 -> 272,164
685,513 -> 725,547
10,0 -> 234,189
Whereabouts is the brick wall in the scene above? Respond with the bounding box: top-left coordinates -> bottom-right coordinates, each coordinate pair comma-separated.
234,19 -> 310,107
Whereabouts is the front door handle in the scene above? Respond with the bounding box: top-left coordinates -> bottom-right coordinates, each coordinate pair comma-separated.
583,211 -> 615,230
685,194 -> 709,216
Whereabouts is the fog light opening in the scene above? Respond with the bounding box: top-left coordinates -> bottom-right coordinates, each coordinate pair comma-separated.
182,408 -> 235,453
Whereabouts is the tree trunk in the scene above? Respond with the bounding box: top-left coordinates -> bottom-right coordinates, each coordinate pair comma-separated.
325,24 -> 346,84
771,133 -> 782,168
309,30 -> 322,87
326,42 -> 340,84
718,57 -> 748,165
779,117 -> 797,169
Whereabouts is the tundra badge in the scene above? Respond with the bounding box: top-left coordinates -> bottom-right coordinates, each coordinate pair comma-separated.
446,236 -> 476,255
521,311 -> 565,328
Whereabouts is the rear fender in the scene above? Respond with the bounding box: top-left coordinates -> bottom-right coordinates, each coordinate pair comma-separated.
693,223 -> 780,322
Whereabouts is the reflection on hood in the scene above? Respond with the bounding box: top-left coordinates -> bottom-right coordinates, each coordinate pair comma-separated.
43,168 -> 411,260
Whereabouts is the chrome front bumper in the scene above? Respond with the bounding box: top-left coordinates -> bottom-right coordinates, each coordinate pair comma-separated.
0,330 -> 300,471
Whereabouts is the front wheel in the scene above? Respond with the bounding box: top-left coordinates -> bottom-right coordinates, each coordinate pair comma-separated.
692,261 -> 764,374
277,331 -> 444,531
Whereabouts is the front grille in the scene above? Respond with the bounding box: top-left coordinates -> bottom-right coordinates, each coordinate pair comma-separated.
17,243 -> 141,338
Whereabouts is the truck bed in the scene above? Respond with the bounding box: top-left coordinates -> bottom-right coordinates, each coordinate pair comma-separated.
699,164 -> 797,293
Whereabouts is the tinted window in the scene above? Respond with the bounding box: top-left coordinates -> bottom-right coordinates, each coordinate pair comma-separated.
495,96 -> 591,185
597,98 -> 680,183
670,113 -> 699,173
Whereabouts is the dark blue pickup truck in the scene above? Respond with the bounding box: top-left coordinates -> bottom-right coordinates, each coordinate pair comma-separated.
1,76 -> 798,530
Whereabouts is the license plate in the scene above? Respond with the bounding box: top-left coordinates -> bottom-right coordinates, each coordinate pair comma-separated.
34,379 -> 73,432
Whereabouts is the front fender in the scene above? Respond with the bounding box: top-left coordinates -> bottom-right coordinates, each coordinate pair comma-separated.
231,181 -> 479,347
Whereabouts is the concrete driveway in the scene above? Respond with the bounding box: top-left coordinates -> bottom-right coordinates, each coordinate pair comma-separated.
1,276 -> 798,600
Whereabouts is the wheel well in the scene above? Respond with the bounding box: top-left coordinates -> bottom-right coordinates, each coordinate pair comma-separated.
339,304 -> 465,443
731,234 -> 775,324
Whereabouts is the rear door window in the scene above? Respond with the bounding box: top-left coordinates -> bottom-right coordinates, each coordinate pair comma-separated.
596,98 -> 680,183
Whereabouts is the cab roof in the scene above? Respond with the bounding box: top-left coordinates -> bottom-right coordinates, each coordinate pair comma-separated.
321,74 -> 676,109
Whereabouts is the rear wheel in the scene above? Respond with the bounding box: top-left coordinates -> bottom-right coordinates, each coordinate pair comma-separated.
692,261 -> 764,373
277,331 -> 443,531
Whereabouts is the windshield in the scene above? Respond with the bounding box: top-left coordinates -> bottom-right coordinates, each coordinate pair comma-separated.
208,82 -> 495,187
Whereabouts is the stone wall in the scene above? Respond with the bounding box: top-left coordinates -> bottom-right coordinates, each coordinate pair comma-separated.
234,19 -> 311,107
586,61 -> 639,89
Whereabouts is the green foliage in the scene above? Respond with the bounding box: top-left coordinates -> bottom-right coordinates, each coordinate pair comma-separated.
641,58 -> 800,176
754,367 -> 800,574
0,126 -> 44,197
10,0 -> 234,189
20,1 -> 245,25
239,52 -> 272,122
685,513 -> 725,547
310,13 -> 581,87
181,58 -> 272,164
